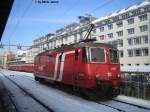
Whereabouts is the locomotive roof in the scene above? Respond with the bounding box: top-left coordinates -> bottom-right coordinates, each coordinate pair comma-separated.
37,42 -> 116,56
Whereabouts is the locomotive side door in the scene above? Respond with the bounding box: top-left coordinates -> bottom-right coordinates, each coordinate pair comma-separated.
73,49 -> 80,86
56,52 -> 63,81
45,54 -> 53,78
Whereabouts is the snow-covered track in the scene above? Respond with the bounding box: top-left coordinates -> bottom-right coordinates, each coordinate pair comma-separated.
113,99 -> 150,110
0,72 -> 54,112
95,101 -> 126,112
0,78 -> 18,112
12,73 -> 150,112
1,70 -> 150,112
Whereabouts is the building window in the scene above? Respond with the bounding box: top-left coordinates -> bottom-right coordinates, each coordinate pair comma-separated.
107,33 -> 113,38
128,50 -> 133,57
99,27 -> 104,32
144,63 -> 149,66
119,50 -> 123,57
74,34 -> 77,43
117,31 -> 123,37
99,35 -> 105,40
128,35 -> 148,46
118,39 -> 123,47
135,49 -> 142,56
116,21 -> 123,27
79,33 -> 83,39
127,18 -> 134,24
128,38 -> 133,45
133,37 -> 141,45
142,35 -> 148,44
142,48 -> 149,56
140,25 -> 148,32
139,14 -> 147,21
108,24 -> 113,30
127,28 -> 134,34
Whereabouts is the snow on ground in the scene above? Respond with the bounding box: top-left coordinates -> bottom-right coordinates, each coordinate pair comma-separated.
0,70 -> 118,112
0,75 -> 49,112
1,70 -> 150,112
115,95 -> 150,109
98,99 -> 150,112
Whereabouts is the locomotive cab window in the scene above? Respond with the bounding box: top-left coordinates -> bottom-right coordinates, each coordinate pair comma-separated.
59,54 -> 62,62
109,49 -> 119,63
90,47 -> 105,63
75,49 -> 79,60
82,47 -> 88,63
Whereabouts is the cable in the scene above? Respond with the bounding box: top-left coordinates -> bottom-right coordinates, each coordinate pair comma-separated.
8,0 -> 33,43
90,0 -> 114,14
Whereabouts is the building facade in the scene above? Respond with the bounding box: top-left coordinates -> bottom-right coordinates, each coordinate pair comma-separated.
0,51 -> 16,68
33,0 -> 150,66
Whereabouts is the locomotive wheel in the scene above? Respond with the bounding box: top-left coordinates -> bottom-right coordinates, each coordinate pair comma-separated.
34,76 -> 39,81
34,76 -> 44,83
81,88 -> 105,101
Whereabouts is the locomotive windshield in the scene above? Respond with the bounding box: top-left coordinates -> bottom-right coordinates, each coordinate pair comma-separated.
109,49 -> 119,63
90,48 -> 105,63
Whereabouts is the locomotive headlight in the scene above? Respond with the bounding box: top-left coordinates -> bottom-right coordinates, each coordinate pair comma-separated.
96,74 -> 100,78
96,74 -> 101,80
95,74 -> 101,85
107,72 -> 112,79
117,74 -> 121,78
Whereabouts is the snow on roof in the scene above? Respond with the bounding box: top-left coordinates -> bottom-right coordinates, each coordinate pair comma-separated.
108,12 -> 118,17
117,8 -> 126,14
138,0 -> 150,7
17,50 -> 27,55
126,5 -> 138,11
74,26 -> 80,30
92,16 -> 108,24
121,65 -> 150,72
93,1 -> 150,24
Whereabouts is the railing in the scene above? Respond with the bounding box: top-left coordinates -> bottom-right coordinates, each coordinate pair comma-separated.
120,72 -> 150,100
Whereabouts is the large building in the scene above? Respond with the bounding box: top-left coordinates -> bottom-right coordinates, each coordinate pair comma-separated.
33,0 -> 150,66
0,51 -> 16,68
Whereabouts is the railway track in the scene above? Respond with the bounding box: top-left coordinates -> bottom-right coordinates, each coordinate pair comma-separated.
112,99 -> 150,110
2,71 -> 150,112
95,101 -> 126,112
0,78 -> 18,112
1,73 -> 127,112
20,73 -> 150,112
0,72 -> 54,112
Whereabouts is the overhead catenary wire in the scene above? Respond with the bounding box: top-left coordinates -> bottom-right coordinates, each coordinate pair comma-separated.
90,0 -> 114,14
9,0 -> 33,38
7,0 -> 33,48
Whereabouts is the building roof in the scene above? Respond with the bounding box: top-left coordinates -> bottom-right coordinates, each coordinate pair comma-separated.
93,0 -> 150,24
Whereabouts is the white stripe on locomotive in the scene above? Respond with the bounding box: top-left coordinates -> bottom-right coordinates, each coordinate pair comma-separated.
57,51 -> 75,81
53,53 -> 61,80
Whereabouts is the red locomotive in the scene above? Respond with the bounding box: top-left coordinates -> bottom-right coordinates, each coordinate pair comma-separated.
34,24 -> 122,98
7,60 -> 34,72
34,41 -> 121,98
